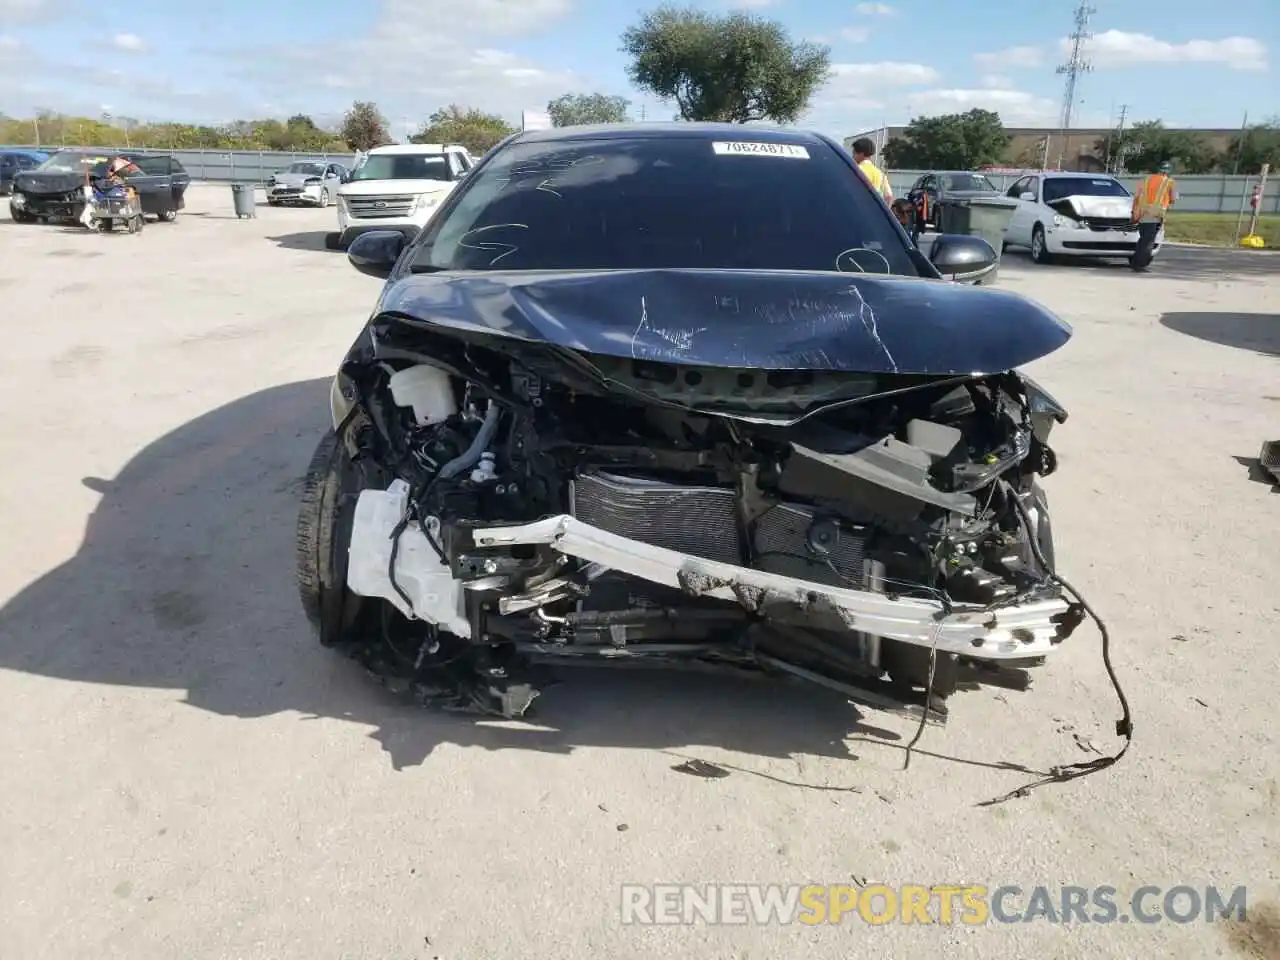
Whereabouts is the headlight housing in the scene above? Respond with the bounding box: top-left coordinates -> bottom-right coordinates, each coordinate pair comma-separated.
410,193 -> 440,214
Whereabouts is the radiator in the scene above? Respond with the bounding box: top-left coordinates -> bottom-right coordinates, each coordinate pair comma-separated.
569,471 -> 870,587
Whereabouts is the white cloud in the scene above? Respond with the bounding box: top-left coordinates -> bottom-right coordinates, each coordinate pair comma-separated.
854,2 -> 894,14
980,74 -> 1013,89
974,45 -> 1043,68
730,0 -> 782,6
111,32 -> 146,52
1072,30 -> 1267,71
207,0 -> 589,124
828,61 -> 939,86
903,88 -> 1058,125
840,26 -> 870,43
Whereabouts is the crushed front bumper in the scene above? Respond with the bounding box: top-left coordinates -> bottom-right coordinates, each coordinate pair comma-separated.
471,515 -> 1078,662
1046,223 -> 1159,257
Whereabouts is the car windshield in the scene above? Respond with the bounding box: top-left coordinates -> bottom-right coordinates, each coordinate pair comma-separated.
34,150 -> 113,174
286,162 -> 326,175
411,136 -> 917,275
350,154 -> 450,182
940,173 -> 997,192
1043,177 -> 1129,203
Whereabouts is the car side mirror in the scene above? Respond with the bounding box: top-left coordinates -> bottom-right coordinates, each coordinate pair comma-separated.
928,234 -> 998,283
1020,191 -> 1036,202
347,230 -> 406,279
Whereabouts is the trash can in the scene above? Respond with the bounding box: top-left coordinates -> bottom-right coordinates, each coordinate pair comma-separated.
936,197 -> 1018,261
231,182 -> 256,219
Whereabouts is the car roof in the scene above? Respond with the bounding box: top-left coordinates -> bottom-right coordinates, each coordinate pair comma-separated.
510,121 -> 836,148
2,149 -> 48,159
1041,171 -> 1120,179
369,143 -> 468,155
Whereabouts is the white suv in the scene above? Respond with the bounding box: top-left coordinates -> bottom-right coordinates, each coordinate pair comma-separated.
327,143 -> 475,251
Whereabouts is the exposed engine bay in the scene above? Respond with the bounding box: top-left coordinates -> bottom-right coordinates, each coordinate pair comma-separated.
315,312 -> 1084,722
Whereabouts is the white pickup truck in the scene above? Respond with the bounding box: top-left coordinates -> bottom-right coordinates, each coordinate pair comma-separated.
326,143 -> 476,251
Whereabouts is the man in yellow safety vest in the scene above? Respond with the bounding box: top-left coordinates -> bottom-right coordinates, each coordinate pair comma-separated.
851,137 -> 894,205
1129,160 -> 1176,271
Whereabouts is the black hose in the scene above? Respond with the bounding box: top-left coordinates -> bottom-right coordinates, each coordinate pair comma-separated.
976,481 -> 1134,806
437,403 -> 500,481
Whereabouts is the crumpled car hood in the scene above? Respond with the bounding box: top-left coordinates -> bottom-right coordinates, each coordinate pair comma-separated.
1057,195 -> 1133,219
270,172 -> 323,187
377,268 -> 1072,375
13,171 -> 85,195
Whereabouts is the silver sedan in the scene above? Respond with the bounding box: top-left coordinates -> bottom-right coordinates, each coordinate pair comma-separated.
265,161 -> 347,207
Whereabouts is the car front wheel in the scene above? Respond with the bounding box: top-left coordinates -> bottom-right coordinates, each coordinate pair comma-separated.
1030,224 -> 1053,264
296,429 -> 364,647
160,209 -> 178,222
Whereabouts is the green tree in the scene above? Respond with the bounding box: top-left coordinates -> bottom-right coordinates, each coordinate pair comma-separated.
620,4 -> 830,123
546,92 -> 630,126
341,101 -> 392,152
882,110 -> 1009,170
1099,120 -> 1224,174
411,105 -> 516,155
1225,118 -> 1279,175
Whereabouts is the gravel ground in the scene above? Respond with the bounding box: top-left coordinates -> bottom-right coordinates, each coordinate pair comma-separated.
1,185 -> 1277,960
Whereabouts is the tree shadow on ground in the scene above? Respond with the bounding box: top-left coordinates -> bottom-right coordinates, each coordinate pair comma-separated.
1160,311 -> 1280,358
0,379 -> 894,772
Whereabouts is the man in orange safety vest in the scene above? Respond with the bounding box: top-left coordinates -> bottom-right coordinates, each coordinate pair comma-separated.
1129,160 -> 1177,271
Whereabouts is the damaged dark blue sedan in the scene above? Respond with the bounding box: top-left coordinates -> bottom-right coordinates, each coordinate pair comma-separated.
295,123 -> 1082,723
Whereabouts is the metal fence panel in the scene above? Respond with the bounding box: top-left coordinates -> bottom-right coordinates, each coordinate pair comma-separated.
0,145 -> 359,184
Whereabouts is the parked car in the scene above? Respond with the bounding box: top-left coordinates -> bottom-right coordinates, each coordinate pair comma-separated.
1002,171 -> 1157,265
906,170 -> 1005,231
296,122 -> 1083,725
327,143 -> 475,250
266,160 -> 347,207
9,150 -> 190,224
0,149 -> 48,196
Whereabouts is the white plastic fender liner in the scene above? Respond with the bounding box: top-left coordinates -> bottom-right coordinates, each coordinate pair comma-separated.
346,482 -> 471,637
472,516 -> 1075,661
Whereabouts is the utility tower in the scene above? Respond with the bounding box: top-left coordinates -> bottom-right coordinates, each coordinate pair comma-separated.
1056,2 -> 1095,131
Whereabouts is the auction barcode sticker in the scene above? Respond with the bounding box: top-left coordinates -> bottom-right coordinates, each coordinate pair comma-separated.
712,141 -> 810,159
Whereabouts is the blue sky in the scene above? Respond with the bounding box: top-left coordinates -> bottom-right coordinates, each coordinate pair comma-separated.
1,0 -> 1274,136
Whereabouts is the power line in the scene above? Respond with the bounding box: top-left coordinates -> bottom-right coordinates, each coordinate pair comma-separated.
1056,1 -> 1095,132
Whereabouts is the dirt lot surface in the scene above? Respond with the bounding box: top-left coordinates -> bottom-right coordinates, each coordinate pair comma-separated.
1,185 -> 1278,959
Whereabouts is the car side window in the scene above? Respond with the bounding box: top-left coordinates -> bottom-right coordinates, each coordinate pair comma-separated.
447,153 -> 466,179
132,155 -> 173,175
1007,176 -> 1026,198
170,158 -> 187,176
1025,177 -> 1040,200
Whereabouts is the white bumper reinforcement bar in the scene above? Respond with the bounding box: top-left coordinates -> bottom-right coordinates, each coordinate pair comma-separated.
473,516 -> 1076,661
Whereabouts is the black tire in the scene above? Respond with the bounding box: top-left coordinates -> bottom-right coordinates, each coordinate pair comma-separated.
324,231 -> 344,251
160,209 -> 178,222
296,429 -> 360,647
10,208 -> 36,223
319,189 -> 330,208
1030,224 -> 1053,264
